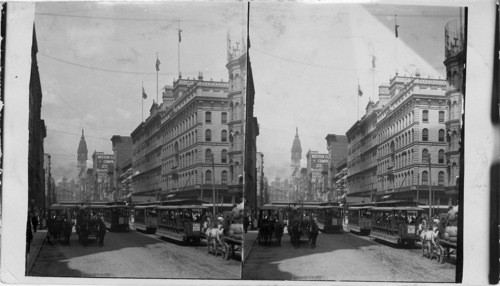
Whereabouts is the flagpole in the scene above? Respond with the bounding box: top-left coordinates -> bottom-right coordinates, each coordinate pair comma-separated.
372,48 -> 375,101
178,19 -> 181,77
142,82 -> 144,122
156,52 -> 159,103
394,14 -> 398,75
357,79 -> 360,121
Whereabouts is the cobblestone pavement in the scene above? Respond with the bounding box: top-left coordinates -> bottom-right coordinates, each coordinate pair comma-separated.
29,228 -> 240,279
242,230 -> 456,282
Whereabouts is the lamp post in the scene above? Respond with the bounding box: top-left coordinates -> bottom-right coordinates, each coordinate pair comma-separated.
211,154 -> 216,222
427,154 -> 432,218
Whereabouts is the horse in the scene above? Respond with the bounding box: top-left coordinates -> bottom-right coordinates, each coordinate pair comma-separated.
308,219 -> 319,249
420,226 -> 439,259
289,220 -> 302,248
274,222 -> 285,246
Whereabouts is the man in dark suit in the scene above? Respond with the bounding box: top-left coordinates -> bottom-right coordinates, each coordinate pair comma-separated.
97,217 -> 107,247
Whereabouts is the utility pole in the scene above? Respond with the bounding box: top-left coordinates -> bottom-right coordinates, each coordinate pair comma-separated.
427,154 -> 432,218
211,154 -> 216,222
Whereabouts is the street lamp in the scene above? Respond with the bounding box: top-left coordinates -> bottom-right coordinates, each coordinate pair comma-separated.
211,154 -> 216,222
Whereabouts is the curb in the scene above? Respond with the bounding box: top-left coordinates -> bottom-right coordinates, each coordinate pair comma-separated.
243,232 -> 257,264
26,231 -> 47,275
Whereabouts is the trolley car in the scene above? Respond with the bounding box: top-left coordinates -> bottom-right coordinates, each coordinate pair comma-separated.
317,204 -> 343,233
104,202 -> 129,232
369,202 -> 423,245
133,203 -> 159,233
156,201 -> 207,243
346,205 -> 373,235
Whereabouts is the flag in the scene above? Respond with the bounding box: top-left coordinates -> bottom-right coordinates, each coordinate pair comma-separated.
156,58 -> 160,72
395,24 -> 399,38
372,55 -> 376,68
178,29 -> 182,43
358,84 -> 363,97
142,86 -> 147,99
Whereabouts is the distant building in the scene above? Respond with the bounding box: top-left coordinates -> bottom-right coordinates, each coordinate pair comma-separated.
92,151 -> 114,201
28,25 -> 47,212
77,130 -> 88,201
55,177 -> 75,202
325,134 -> 348,201
256,152 -> 264,208
111,135 -> 133,200
290,128 -> 302,202
306,150 -> 328,201
43,154 -> 53,208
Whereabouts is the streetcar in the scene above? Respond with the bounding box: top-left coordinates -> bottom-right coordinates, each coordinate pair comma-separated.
257,204 -> 287,245
132,203 -> 159,233
316,204 -> 344,233
156,200 -> 207,243
104,202 -> 129,232
369,201 -> 423,246
346,204 -> 374,235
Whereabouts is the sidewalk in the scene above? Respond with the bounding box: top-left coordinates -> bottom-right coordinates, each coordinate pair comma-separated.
242,230 -> 258,264
26,229 -> 47,275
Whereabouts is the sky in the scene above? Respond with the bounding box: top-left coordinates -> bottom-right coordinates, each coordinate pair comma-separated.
35,2 -> 246,183
249,3 -> 463,180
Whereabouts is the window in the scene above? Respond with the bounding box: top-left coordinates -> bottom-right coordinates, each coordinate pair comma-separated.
221,112 -> 227,124
422,110 -> 429,122
205,111 -> 212,123
438,171 -> 445,186
205,129 -> 212,141
221,149 -> 227,163
205,149 -> 212,163
422,171 -> 429,185
438,149 -> 445,163
422,149 -> 429,162
422,129 -> 428,141
205,170 -> 212,184
439,129 -> 445,142
439,111 -> 445,123
221,171 -> 228,185
221,130 -> 228,142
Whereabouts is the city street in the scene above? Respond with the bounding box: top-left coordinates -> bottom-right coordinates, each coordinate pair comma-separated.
30,228 -> 240,279
243,229 -> 455,282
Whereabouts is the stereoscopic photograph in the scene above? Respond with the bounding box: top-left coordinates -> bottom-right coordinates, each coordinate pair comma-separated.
243,3 -> 464,282
25,1 -> 246,279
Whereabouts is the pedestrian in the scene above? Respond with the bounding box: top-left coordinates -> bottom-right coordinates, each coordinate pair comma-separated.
309,217 -> 319,249
243,213 -> 250,233
63,216 -> 73,245
97,216 -> 106,247
31,212 -> 39,233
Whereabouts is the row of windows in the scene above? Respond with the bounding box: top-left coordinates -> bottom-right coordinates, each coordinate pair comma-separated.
164,113 -> 197,143
205,112 -> 227,124
421,129 -> 445,142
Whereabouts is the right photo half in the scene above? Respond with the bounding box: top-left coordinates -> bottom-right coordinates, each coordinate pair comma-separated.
243,3 -> 464,282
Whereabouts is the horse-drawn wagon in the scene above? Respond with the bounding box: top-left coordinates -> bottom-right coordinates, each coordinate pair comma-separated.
257,204 -> 286,246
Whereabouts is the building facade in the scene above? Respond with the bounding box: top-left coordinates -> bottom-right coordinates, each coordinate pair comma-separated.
111,135 -> 133,200
346,98 -> 383,199
28,25 -> 47,212
92,151 -> 114,201
43,154 -> 53,209
290,128 -> 302,202
375,75 -> 448,204
325,134 -> 348,201
443,18 -> 465,204
305,150 -> 329,201
256,152 -> 264,208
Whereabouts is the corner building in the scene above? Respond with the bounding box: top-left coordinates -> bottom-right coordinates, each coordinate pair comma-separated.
375,75 -> 448,204
160,75 -> 232,203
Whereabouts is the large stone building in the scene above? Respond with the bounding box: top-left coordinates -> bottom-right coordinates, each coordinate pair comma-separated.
256,152 -> 264,207
28,25 -> 47,212
376,75 -> 448,204
443,18 -> 465,204
110,135 -> 133,200
346,98 -> 384,199
290,128 -> 302,202
43,154 -> 54,208
325,134 -> 348,201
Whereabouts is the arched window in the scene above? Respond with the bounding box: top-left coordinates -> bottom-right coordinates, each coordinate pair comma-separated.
221,112 -> 227,124
438,149 -> 445,163
205,111 -> 212,123
205,170 -> 212,184
422,129 -> 429,141
205,149 -> 212,163
422,110 -> 429,122
205,129 -> 212,141
438,129 -> 445,142
221,130 -> 228,142
221,171 -> 228,185
438,171 -> 445,186
422,171 -> 429,185
422,149 -> 429,162
221,149 -> 227,163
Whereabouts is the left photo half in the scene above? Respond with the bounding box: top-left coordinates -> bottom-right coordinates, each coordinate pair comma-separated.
24,1 -> 246,279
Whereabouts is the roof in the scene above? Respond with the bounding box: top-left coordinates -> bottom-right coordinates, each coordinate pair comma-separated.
157,205 -> 208,210
371,207 -> 423,211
